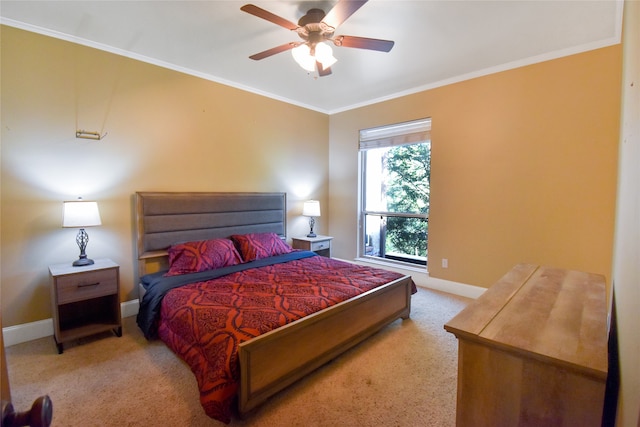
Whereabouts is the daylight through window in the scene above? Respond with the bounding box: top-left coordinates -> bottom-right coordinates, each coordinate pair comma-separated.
359,118 -> 431,266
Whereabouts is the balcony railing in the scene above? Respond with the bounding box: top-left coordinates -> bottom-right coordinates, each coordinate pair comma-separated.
363,213 -> 428,266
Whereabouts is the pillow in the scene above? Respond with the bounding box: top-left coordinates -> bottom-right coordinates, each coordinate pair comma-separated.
231,232 -> 292,262
164,238 -> 243,277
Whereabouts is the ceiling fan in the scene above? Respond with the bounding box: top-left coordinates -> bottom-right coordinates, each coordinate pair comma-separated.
241,1 -> 394,76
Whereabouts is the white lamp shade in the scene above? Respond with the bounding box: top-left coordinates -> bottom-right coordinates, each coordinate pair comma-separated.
315,42 -> 337,69
63,201 -> 102,227
291,44 -> 316,72
302,200 -> 321,217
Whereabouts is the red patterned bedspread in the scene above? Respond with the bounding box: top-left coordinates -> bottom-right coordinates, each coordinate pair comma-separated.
157,255 -> 410,423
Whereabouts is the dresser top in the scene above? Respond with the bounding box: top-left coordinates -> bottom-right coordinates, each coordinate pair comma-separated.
445,263 -> 608,379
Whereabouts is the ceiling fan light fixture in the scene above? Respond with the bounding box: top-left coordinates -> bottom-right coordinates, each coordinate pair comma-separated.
242,2 -> 394,77
292,42 -> 337,73
292,44 -> 316,72
315,42 -> 337,69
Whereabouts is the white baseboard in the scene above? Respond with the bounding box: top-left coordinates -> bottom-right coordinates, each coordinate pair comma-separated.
420,275 -> 486,299
2,300 -> 141,347
121,299 -> 140,318
2,318 -> 54,347
351,257 -> 486,300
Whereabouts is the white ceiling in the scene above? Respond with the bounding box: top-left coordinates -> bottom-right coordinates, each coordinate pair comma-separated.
0,0 -> 623,114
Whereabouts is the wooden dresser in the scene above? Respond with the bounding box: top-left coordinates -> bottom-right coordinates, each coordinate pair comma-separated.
444,264 -> 608,427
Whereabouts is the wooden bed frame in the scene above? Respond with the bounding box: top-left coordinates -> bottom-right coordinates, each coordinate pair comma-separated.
135,191 -> 414,416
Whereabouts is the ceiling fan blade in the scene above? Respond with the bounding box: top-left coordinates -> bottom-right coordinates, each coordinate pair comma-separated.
333,35 -> 394,52
241,4 -> 299,30
317,62 -> 332,77
322,0 -> 368,29
249,43 -> 299,60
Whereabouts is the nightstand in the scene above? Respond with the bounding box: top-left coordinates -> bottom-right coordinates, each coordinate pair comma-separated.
49,258 -> 122,354
291,235 -> 333,257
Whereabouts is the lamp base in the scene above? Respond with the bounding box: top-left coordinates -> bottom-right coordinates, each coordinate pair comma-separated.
72,228 -> 94,267
72,256 -> 94,267
306,217 -> 317,238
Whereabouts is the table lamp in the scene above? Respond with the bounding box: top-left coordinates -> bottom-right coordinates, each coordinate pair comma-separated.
63,199 -> 102,266
302,200 -> 321,238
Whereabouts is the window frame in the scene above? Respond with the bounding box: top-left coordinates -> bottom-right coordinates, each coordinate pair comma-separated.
357,118 -> 431,267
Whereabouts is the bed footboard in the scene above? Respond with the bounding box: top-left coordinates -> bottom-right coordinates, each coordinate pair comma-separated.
238,275 -> 413,415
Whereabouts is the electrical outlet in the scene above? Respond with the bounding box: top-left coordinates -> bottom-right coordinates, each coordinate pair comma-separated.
442,258 -> 448,268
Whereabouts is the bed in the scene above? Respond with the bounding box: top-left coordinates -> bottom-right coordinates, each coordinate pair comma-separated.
134,191 -> 415,423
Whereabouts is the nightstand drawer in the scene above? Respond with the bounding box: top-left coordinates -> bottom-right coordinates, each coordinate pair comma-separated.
310,240 -> 330,251
56,268 -> 118,305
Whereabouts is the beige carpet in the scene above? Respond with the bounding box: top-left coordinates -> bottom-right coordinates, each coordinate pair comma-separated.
5,287 -> 469,426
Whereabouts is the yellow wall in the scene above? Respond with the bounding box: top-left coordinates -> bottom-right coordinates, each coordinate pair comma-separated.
329,46 -> 622,289
0,26 -> 329,326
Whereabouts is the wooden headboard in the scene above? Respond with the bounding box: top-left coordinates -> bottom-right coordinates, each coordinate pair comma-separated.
135,191 -> 287,277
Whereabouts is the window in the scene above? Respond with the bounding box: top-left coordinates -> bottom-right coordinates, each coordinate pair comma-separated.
359,118 -> 431,267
